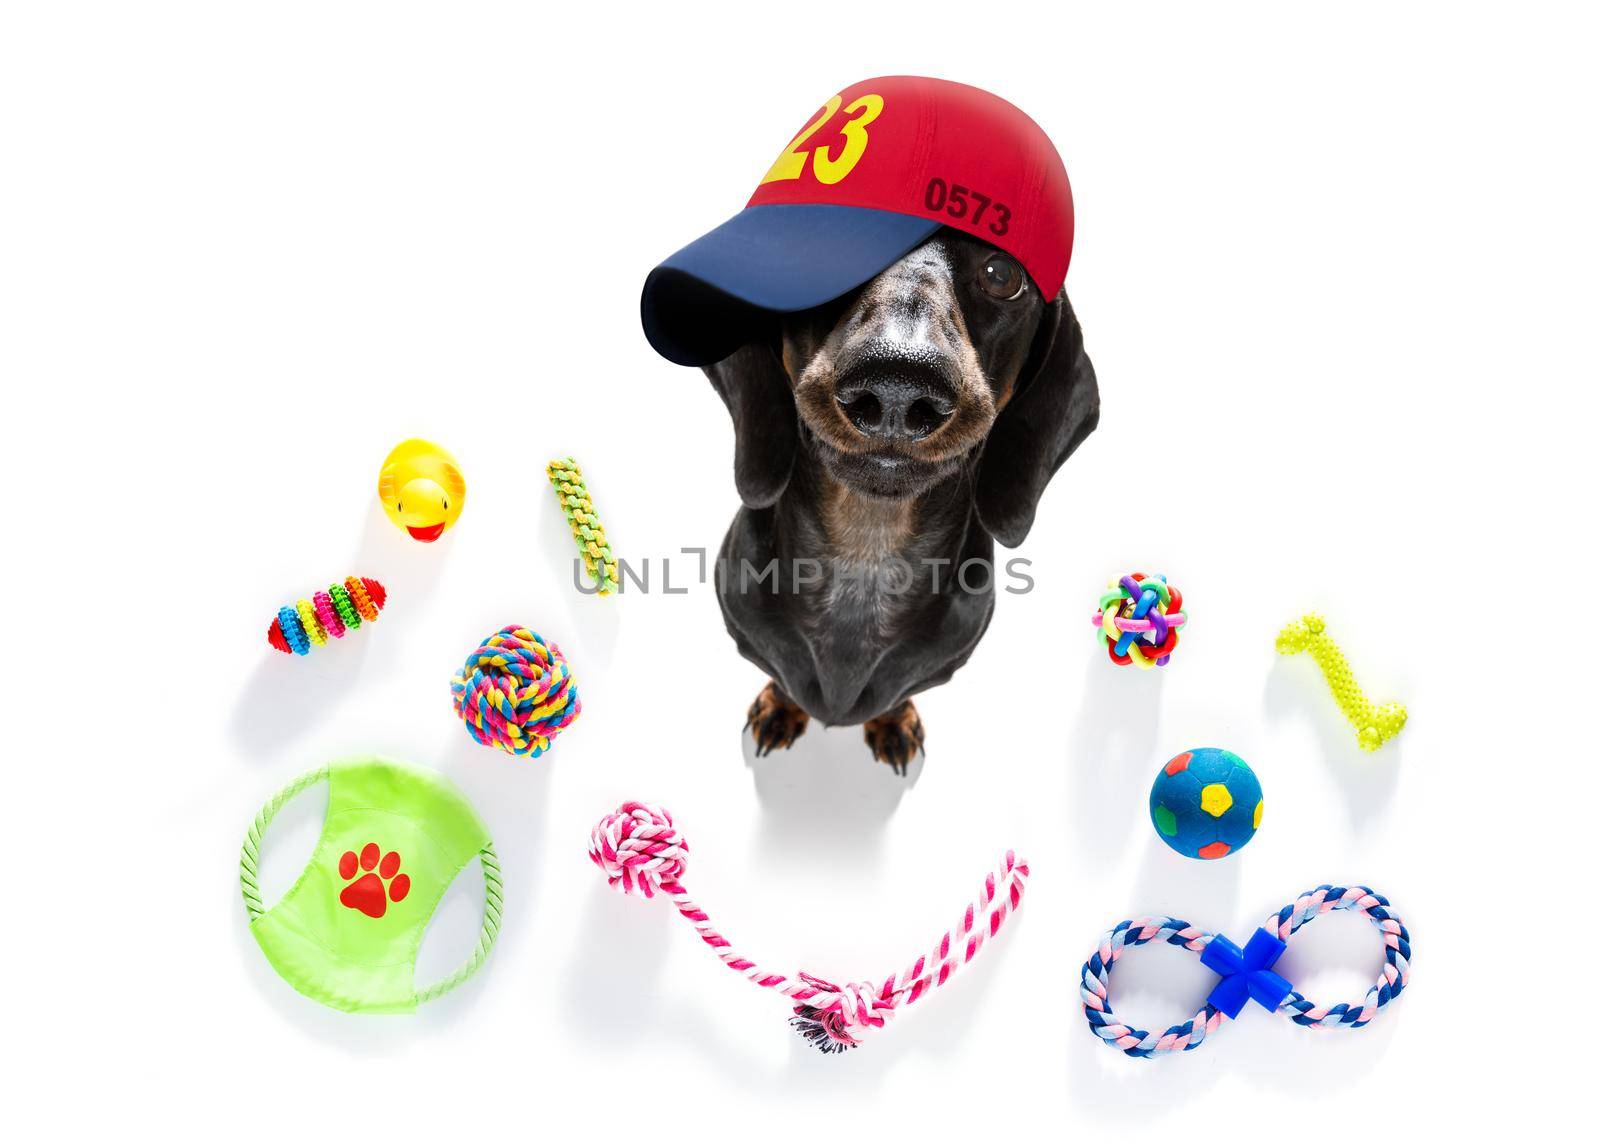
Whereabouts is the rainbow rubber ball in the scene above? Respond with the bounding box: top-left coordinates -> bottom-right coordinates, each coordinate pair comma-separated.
1149,747 -> 1263,860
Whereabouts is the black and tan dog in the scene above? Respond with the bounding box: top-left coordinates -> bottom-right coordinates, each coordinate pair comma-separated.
700,231 -> 1098,771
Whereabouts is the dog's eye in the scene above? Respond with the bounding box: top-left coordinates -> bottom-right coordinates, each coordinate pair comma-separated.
979,254 -> 1026,300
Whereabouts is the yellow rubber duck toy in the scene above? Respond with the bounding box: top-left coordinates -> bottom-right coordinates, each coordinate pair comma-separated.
377,439 -> 466,542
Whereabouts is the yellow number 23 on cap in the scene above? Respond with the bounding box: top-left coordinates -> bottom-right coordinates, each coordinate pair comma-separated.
761,92 -> 884,187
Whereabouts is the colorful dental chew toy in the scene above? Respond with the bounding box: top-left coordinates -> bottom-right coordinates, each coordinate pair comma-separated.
378,438 -> 466,542
1149,747 -> 1262,860
589,801 -> 1027,1053
451,625 -> 581,759
547,457 -> 617,596
1091,572 -> 1186,668
1080,884 -> 1410,1058
241,756 -> 503,1013
1276,612 -> 1407,751
267,576 -> 387,655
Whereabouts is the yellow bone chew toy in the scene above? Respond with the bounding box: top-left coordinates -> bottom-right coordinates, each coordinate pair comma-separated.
1276,613 -> 1407,752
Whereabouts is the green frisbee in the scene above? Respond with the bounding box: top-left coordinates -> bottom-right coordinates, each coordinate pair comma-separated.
240,756 -> 502,1013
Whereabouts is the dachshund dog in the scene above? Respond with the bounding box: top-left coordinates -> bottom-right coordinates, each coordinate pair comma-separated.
706,230 -> 1099,772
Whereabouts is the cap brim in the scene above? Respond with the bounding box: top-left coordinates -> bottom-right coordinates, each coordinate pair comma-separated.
641,204 -> 943,367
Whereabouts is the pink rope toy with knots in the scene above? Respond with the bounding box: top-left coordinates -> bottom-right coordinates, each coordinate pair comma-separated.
588,801 -> 1029,1053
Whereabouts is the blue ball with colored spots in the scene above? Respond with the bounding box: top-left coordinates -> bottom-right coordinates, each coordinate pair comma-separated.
1148,747 -> 1263,860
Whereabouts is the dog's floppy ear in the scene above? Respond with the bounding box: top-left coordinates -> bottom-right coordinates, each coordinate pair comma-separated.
975,291 -> 1100,547
703,342 -> 799,510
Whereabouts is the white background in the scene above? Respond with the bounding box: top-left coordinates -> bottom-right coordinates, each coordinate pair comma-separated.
3,2 -> 1594,1137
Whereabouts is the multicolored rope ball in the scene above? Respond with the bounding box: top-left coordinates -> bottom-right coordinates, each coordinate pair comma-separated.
547,457 -> 618,596
589,800 -> 1027,1054
451,625 -> 580,759
1080,884 -> 1411,1059
268,576 -> 387,655
1090,572 -> 1187,668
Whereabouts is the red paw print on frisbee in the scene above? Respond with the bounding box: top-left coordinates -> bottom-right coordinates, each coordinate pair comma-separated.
338,842 -> 411,918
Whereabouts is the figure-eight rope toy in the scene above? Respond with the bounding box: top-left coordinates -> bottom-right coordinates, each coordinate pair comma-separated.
589,802 -> 1028,1053
1080,884 -> 1411,1058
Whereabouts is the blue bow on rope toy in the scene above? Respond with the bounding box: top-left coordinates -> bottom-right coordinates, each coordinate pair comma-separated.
1200,927 -> 1293,1019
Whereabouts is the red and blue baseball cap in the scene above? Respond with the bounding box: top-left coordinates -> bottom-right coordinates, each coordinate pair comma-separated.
641,75 -> 1075,366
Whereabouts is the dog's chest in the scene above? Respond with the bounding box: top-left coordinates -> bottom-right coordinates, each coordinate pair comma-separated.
715,469 -> 992,725
815,490 -> 917,631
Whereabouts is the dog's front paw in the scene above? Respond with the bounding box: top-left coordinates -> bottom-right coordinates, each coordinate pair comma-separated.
864,701 -> 924,776
745,681 -> 810,756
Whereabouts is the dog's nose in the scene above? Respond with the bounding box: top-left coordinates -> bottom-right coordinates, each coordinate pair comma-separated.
834,368 -> 956,443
